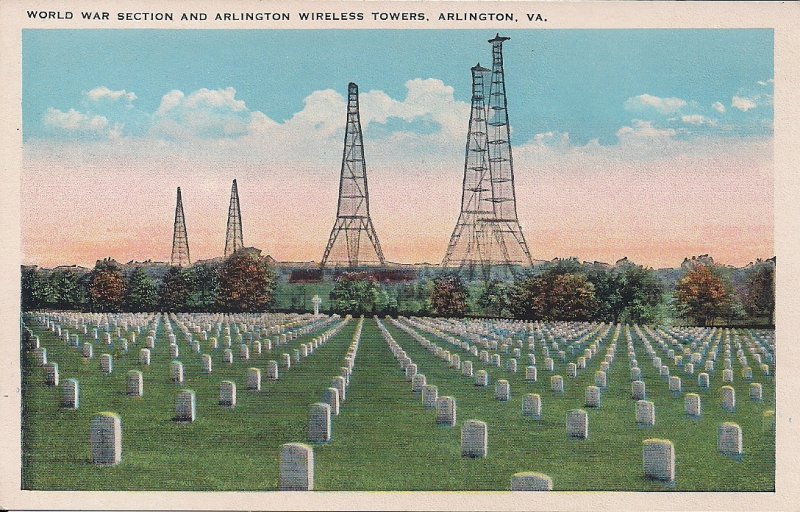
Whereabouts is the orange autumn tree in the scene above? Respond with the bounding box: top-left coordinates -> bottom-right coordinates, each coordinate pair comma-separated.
674,264 -> 734,326
216,249 -> 276,312
87,258 -> 126,312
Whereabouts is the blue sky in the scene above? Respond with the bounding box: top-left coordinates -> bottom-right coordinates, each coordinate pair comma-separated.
22,29 -> 774,267
23,29 -> 773,145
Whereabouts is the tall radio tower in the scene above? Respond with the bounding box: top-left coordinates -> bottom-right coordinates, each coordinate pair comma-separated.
224,179 -> 244,258
321,82 -> 386,268
442,34 -> 532,278
442,63 -> 493,273
171,187 -> 191,267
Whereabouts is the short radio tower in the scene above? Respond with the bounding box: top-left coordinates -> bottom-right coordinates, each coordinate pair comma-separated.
321,82 -> 386,268
443,34 -> 532,278
442,63 -> 493,275
224,179 -> 244,258
171,187 -> 191,267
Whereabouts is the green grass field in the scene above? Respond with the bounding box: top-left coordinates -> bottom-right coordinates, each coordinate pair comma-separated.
21,314 -> 774,491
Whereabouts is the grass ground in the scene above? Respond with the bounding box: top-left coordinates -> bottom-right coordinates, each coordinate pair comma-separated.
21,315 -> 774,491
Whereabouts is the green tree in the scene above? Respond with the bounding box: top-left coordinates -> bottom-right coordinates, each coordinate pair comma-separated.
87,259 -> 126,312
329,272 -> 380,316
216,250 -> 277,312
21,266 -> 40,310
430,273 -> 468,317
674,264 -> 735,326
49,269 -> 86,310
477,279 -> 508,317
187,263 -> 219,311
743,264 -> 775,324
125,268 -> 159,312
159,266 -> 193,312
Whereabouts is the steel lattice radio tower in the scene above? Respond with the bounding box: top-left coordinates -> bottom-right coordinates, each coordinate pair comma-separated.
224,179 -> 244,258
170,187 -> 191,267
443,34 -> 532,278
442,63 -> 493,273
321,82 -> 386,268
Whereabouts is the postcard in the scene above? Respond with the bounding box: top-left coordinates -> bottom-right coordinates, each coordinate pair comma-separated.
1,1 -> 798,510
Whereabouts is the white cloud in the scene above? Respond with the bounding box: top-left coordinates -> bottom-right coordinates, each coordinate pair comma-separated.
150,87 -> 253,139
681,114 -> 717,127
43,107 -> 108,134
732,96 -> 757,112
624,94 -> 687,115
87,86 -> 137,103
712,102 -> 726,114
616,119 -> 677,140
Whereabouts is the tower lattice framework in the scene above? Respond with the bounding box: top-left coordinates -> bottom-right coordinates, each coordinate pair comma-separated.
442,63 -> 493,274
321,82 -> 386,268
443,34 -> 532,278
171,187 -> 191,267
224,179 -> 244,258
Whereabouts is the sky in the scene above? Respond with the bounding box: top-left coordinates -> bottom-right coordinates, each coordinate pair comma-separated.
21,29 -> 774,268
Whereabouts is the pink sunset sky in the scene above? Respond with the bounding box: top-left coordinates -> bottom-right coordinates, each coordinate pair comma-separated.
22,116 -> 772,269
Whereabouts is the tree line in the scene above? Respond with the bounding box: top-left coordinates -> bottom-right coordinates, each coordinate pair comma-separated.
22,253 -> 774,326
22,250 -> 276,313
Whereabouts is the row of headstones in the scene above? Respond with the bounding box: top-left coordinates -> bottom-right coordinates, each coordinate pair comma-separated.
308,316 -> 363,443
378,317 -> 550,475
407,316 -> 615,382
279,441 -> 555,491
412,316 -> 611,367
42,316 -> 354,406
642,326 -> 771,381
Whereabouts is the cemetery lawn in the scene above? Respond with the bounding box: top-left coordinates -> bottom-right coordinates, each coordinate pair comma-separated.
22,316 -> 775,491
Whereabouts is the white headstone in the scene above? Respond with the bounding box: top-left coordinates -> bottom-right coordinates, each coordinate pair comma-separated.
566,409 -> 588,439
632,380 -> 646,401
202,354 -> 212,374
525,366 -> 538,382
643,439 -> 674,482
721,385 -> 736,411
585,386 -> 601,408
750,382 -> 763,401
551,375 -> 564,393
90,412 -> 122,466
698,372 -> 709,388
175,389 -> 196,422
219,380 -> 236,407
422,385 -> 438,409
324,387 -> 340,416
718,422 -> 743,455
523,393 -> 542,418
462,360 -> 473,377
496,380 -> 510,401
685,393 -> 701,417
247,367 -> 261,391
461,420 -> 488,458
100,354 -> 113,375
127,370 -> 143,397
594,371 -> 607,388
171,361 -> 184,384
267,360 -> 279,380
82,343 -> 93,359
308,403 -> 331,443
669,376 -> 681,393
61,378 -> 79,409
474,370 -> 488,387
436,396 -> 456,427
636,400 -> 655,426
279,443 -> 314,491
45,362 -> 59,386
332,376 -> 346,402
511,472 -> 553,491
411,373 -> 427,392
